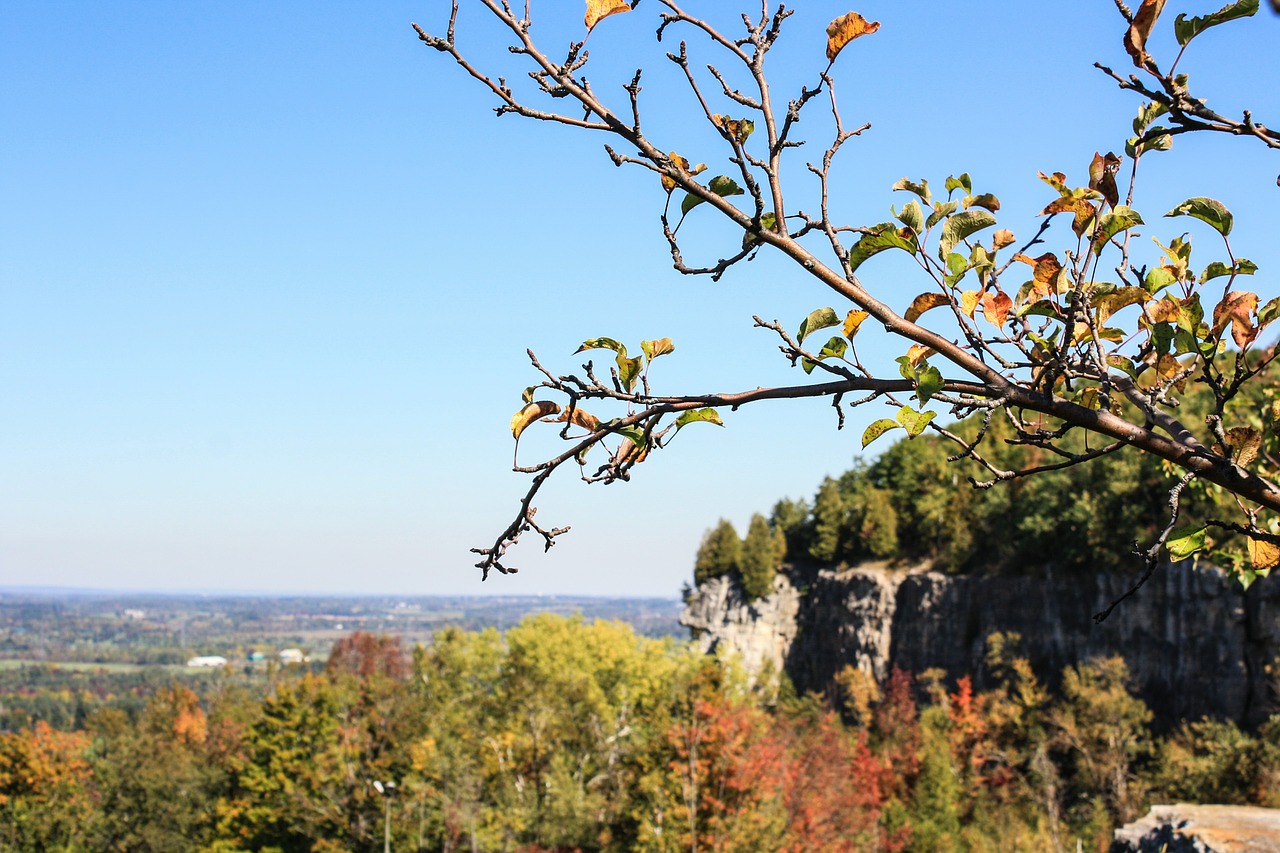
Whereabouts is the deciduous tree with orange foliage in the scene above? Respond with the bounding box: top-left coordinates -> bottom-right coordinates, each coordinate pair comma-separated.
417,0 -> 1280,614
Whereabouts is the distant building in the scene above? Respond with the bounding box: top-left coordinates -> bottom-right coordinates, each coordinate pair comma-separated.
186,655 -> 228,668
122,609 -> 146,620
247,651 -> 266,662
278,648 -> 308,664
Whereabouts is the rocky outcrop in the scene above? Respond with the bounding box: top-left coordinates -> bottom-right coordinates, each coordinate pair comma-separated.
1111,804 -> 1280,851
681,561 -> 1280,725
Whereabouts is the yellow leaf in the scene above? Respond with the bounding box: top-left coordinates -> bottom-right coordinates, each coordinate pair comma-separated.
960,290 -> 981,319
1249,536 -> 1280,571
843,309 -> 870,339
904,292 -> 950,323
511,400 -> 560,440
825,12 -> 880,62
585,0 -> 632,32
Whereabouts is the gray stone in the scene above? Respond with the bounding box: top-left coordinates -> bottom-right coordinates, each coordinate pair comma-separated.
681,561 -> 1280,724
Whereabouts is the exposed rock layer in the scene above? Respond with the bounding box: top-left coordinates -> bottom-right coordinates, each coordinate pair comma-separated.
680,561 -> 1280,725
1111,804 -> 1280,852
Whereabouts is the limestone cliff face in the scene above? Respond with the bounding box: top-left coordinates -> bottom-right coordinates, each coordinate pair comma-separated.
681,561 -> 1280,725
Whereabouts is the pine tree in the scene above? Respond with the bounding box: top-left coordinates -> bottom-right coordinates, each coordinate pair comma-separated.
694,519 -> 742,585
809,478 -> 847,565
741,513 -> 781,600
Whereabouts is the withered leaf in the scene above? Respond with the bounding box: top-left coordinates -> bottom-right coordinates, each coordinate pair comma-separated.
1124,0 -> 1167,69
1249,536 -> 1280,571
557,407 -> 601,432
904,292 -> 950,323
993,229 -> 1017,251
1042,196 -> 1098,238
711,114 -> 755,144
585,0 -> 632,32
826,11 -> 881,62
1088,151 -> 1122,209
1213,290 -> 1260,349
661,152 -> 706,193
1225,426 -> 1263,468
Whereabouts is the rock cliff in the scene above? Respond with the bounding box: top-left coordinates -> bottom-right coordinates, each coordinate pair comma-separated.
681,561 -> 1280,725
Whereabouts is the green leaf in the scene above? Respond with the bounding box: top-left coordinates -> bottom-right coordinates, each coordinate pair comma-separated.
614,423 -> 649,448
1174,0 -> 1258,46
896,199 -> 924,234
1201,261 -> 1234,282
1133,101 -> 1169,135
891,177 -> 931,204
802,336 -> 849,374
1237,259 -> 1258,275
915,364 -> 944,406
1093,205 -> 1144,253
938,209 -> 997,260
1145,266 -> 1178,294
1166,524 -> 1207,561
861,418 -> 901,448
896,405 -> 936,438
521,385 -> 538,404
1258,296 -> 1280,327
945,173 -> 972,195
798,307 -> 841,344
847,224 -> 918,273
641,338 -> 675,360
925,201 -> 959,230
576,336 -> 627,356
674,408 -> 724,430
681,175 -> 745,214
742,212 -> 779,248
1165,197 -> 1233,237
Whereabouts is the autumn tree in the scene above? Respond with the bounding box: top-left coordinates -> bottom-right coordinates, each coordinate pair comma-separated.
418,0 -> 1280,614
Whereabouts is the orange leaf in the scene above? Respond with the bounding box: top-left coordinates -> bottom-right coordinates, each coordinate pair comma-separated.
904,292 -> 950,323
1041,197 -> 1098,238
993,229 -> 1016,250
825,12 -> 880,62
1088,151 -> 1121,209
1124,0 -> 1166,70
660,152 -> 705,193
557,407 -> 601,431
907,344 -> 935,366
585,0 -> 632,32
1144,298 -> 1179,324
982,291 -> 1012,327
1213,291 -> 1260,349
1028,253 -> 1063,297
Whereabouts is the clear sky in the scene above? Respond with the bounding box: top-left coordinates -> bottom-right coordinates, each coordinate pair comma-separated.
2,3 -> 1278,597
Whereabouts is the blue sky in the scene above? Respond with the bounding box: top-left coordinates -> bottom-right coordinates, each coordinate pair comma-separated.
2,3 -> 1278,597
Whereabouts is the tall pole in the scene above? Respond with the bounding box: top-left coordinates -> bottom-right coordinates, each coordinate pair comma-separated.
384,794 -> 391,853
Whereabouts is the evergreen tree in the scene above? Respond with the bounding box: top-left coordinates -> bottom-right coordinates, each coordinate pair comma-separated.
741,513 -> 782,600
769,497 -> 811,560
694,519 -> 742,585
809,477 -> 847,565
